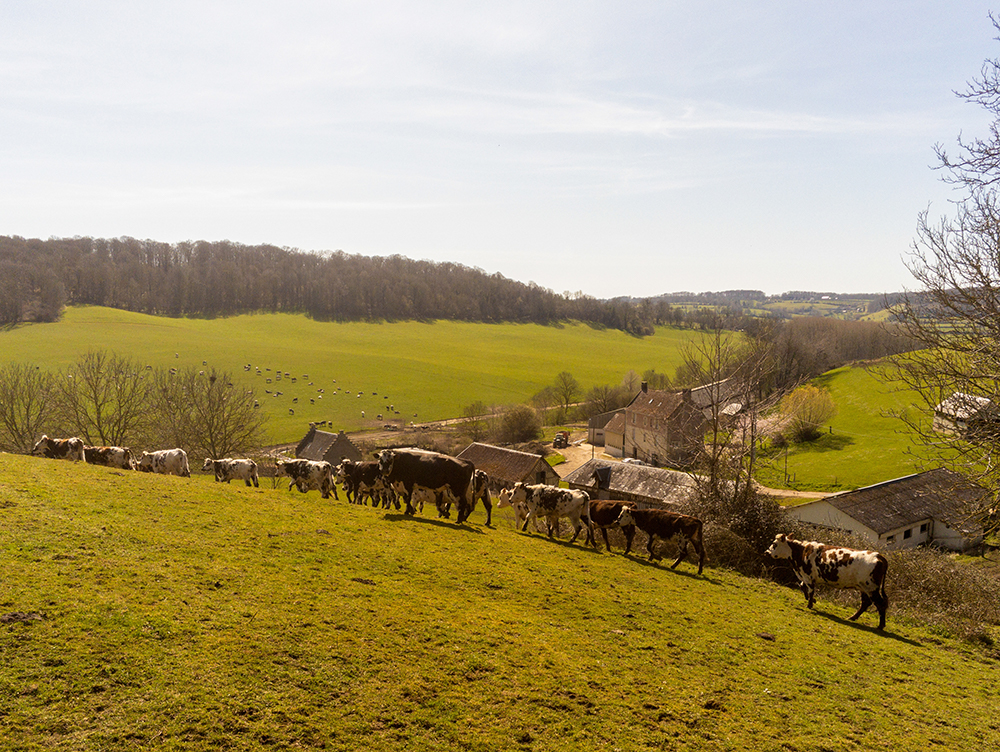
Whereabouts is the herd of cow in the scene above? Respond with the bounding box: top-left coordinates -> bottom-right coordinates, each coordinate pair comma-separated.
27,436 -> 890,630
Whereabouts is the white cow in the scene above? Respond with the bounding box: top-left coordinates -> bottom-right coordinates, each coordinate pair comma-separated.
276,459 -> 338,499
202,458 -> 259,487
501,482 -> 594,546
31,435 -> 86,462
137,448 -> 191,477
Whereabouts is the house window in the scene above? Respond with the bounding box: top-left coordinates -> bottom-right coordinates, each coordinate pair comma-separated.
886,535 -> 895,544
903,528 -> 912,540
920,523 -> 929,534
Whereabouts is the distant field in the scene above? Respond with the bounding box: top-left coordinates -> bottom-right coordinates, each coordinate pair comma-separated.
755,364 -> 926,493
0,306 -> 705,444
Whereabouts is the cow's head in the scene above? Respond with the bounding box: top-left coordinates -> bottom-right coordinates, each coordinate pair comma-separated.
136,451 -> 153,472
377,450 -> 395,476
616,505 -> 636,528
275,459 -> 289,477
202,458 -> 215,472
334,460 -> 351,482
30,435 -> 51,457
766,534 -> 792,560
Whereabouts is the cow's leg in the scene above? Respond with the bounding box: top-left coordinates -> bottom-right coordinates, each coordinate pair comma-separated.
568,518 -> 583,543
873,589 -> 888,630
600,526 -> 612,552
671,537 -> 689,569
646,534 -> 661,562
849,592 -> 873,622
623,524 -> 635,555
806,585 -> 816,609
244,478 -> 252,487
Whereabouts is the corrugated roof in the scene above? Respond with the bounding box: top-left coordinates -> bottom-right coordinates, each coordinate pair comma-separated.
562,458 -> 697,505
457,442 -> 558,484
823,467 -> 988,535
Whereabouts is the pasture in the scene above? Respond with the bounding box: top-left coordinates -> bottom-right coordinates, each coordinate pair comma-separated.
0,306 -> 705,444
755,364 -> 925,493
2,454 -> 999,751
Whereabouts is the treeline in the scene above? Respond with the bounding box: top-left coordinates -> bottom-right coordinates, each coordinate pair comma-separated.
0,235 -> 744,332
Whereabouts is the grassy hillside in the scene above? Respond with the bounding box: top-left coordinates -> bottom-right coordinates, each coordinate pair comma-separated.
755,364 -> 925,493
2,454 -> 999,751
0,306 -> 704,444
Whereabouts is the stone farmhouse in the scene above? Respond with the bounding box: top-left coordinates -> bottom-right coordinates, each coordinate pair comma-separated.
616,383 -> 708,467
785,467 -> 988,552
933,392 -> 999,438
294,426 -> 363,464
562,458 -> 697,509
456,442 -> 560,489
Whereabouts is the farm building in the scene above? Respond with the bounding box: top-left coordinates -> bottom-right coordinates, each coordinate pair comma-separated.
686,378 -> 746,423
587,410 -> 621,447
294,426 -> 363,464
933,392 -> 999,438
457,442 -> 560,488
562,458 -> 697,508
602,412 -> 627,458
785,467 -> 988,552
621,383 -> 708,467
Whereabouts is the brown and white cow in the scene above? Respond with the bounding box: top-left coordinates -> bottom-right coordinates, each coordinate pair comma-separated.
84,445 -> 135,470
276,458 -> 338,500
202,458 -> 259,487
589,500 -> 636,554
377,448 -> 476,521
137,448 -> 191,477
504,482 -> 595,546
765,533 -> 888,630
31,435 -> 86,462
616,506 -> 705,574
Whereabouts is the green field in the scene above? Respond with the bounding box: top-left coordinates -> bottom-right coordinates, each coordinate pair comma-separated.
1,453 -> 998,751
755,365 -> 925,493
0,306 -> 704,444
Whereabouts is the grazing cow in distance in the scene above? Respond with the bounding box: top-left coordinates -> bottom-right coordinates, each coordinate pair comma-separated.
276,458 -> 338,500
137,448 -> 191,477
83,445 -> 135,470
202,458 -> 259,487
31,435 -> 86,462
766,533 -> 888,630
504,482 -> 595,546
377,448 -> 476,521
616,506 -> 705,574
589,500 -> 636,554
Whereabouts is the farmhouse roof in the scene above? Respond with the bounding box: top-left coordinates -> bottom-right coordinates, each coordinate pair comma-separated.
295,426 -> 362,464
935,392 -> 995,420
822,467 -> 988,536
604,412 -> 626,434
457,442 -> 558,483
562,458 -> 697,506
627,389 -> 689,420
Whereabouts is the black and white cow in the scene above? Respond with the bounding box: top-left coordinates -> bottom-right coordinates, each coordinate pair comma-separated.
377,448 -> 476,521
136,448 -> 191,477
616,506 -> 705,574
336,459 -> 388,506
276,458 -> 338,500
502,482 -> 595,546
202,458 -> 259,487
765,533 -> 889,630
83,445 -> 136,470
31,435 -> 86,462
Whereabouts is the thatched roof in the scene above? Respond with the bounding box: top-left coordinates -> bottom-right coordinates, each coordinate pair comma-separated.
562,458 -> 697,506
824,467 -> 988,536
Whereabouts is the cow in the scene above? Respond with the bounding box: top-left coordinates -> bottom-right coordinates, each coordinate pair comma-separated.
336,459 -> 389,506
765,533 -> 888,630
433,469 -> 493,524
136,448 -> 191,477
616,506 -> 705,574
589,500 -> 636,554
276,458 -> 338,500
504,482 -> 595,546
202,458 -> 259,487
377,448 -> 476,521
83,445 -> 136,470
31,435 -> 86,462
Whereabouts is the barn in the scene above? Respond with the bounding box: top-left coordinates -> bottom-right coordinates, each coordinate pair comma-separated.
456,442 -> 560,489
294,426 -> 363,464
561,458 -> 697,509
785,467 -> 988,552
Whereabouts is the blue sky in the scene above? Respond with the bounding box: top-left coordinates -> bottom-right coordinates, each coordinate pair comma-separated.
2,2 -> 996,297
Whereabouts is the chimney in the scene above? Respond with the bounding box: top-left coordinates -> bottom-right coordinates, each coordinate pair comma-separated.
640,381 -> 648,393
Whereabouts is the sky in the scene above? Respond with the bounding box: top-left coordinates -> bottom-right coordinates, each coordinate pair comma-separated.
2,2 -> 998,298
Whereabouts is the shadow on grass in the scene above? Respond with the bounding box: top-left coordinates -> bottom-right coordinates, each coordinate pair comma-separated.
622,552 -> 715,582
811,608 -> 922,646
517,531 -> 605,555
383,513 -> 488,535
794,433 -> 856,453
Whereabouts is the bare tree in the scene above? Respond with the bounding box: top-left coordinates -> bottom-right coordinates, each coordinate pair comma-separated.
887,17 -> 1000,532
0,363 -> 56,452
54,350 -> 151,446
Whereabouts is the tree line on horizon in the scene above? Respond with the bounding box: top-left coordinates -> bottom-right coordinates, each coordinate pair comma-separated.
0,235 -> 779,333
